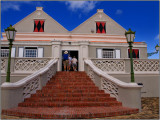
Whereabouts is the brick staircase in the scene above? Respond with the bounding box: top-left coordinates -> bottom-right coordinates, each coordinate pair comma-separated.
2,71 -> 139,119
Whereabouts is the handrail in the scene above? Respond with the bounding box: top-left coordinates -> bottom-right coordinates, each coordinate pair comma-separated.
1,59 -> 58,88
84,59 -> 141,88
84,59 -> 143,110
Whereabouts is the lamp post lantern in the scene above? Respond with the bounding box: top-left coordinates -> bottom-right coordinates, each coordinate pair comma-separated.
5,25 -> 17,82
155,44 -> 159,51
125,28 -> 135,83
147,44 -> 159,57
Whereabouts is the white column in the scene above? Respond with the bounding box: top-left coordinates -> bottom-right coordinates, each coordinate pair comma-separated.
79,41 -> 89,71
51,41 -> 61,71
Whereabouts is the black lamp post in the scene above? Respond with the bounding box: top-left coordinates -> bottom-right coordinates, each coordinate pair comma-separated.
147,44 -> 159,57
5,25 -> 17,82
125,28 -> 136,83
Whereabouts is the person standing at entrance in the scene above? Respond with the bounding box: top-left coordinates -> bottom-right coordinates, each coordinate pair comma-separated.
63,51 -> 69,71
72,56 -> 78,71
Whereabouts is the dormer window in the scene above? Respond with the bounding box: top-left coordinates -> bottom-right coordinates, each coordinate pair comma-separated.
96,22 -> 106,33
34,20 -> 44,32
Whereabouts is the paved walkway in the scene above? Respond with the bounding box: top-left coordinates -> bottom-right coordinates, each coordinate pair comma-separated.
1,97 -> 159,119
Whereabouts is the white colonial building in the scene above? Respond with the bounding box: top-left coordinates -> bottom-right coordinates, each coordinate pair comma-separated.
1,7 -> 159,112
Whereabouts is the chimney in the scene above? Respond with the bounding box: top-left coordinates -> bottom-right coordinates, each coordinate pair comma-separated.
97,9 -> 104,13
36,7 -> 43,11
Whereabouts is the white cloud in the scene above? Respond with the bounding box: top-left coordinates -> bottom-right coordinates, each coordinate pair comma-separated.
115,9 -> 123,15
1,1 -> 42,12
65,1 -> 98,13
154,34 -> 159,40
1,2 -> 21,11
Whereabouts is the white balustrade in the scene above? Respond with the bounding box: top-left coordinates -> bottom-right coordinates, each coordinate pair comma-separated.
23,77 -> 40,98
84,59 -> 142,110
1,58 -> 6,72
14,58 -> 50,72
1,59 -> 58,109
91,59 -> 125,73
91,59 -> 159,73
133,59 -> 159,72
1,58 -> 51,73
101,77 -> 118,98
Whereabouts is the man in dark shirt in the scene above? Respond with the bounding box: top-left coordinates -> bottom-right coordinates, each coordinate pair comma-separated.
63,51 -> 69,71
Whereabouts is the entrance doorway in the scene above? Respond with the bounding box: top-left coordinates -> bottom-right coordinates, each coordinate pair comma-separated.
62,50 -> 79,71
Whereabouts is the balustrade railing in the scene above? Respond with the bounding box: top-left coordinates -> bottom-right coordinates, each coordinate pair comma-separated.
1,59 -> 58,109
84,59 -> 142,110
1,58 -> 6,72
133,59 -> 159,73
91,58 -> 159,73
91,59 -> 125,73
1,57 -> 51,73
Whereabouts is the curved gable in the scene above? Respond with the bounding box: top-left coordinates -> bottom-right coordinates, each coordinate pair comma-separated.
14,7 -> 68,33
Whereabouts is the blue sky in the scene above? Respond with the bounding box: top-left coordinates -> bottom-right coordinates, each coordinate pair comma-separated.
1,1 -> 159,59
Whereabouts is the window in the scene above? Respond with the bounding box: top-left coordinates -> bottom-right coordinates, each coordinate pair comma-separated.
25,47 -> 38,57
1,47 -> 9,57
97,48 -> 120,58
34,20 -> 44,32
1,47 -> 16,57
128,49 -> 139,58
102,49 -> 114,58
96,22 -> 106,33
19,47 -> 43,58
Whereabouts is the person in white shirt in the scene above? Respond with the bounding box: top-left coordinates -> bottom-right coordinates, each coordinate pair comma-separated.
72,56 -> 78,71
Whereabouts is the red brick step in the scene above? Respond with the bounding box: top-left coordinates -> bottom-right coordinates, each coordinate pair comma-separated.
1,71 -> 139,119
18,101 -> 122,107
2,106 -> 139,119
24,96 -> 116,102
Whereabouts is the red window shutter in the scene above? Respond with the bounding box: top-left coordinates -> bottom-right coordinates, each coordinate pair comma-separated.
34,20 -> 39,32
97,22 -> 100,27
101,22 -> 105,27
96,22 -> 101,33
101,22 -> 106,33
39,21 -> 44,32
34,20 -> 44,32
97,29 -> 101,33
35,20 -> 39,25
34,28 -> 38,32
102,29 -> 105,33
96,22 -> 106,33
134,49 -> 139,58
128,49 -> 139,58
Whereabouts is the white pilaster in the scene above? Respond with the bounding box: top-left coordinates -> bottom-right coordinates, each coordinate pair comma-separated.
79,41 -> 89,71
51,40 -> 61,71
